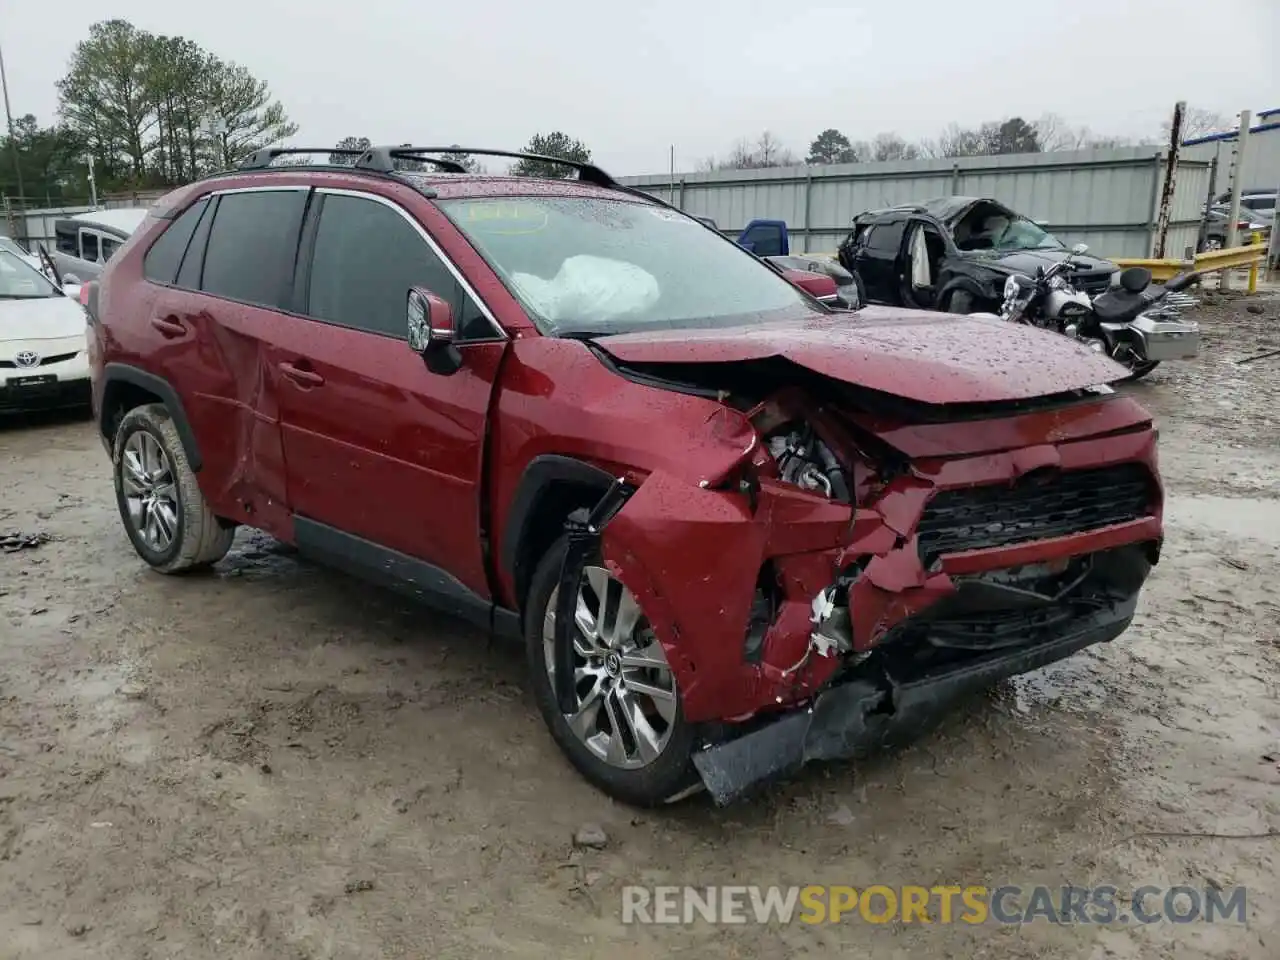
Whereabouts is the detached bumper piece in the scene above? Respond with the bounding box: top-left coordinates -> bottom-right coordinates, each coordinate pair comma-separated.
693,545 -> 1149,805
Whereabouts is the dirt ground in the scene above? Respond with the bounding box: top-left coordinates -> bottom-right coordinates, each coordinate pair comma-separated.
2,292 -> 1279,960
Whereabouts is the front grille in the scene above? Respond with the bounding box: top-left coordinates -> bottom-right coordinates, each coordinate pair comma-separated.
916,463 -> 1152,565
1072,270 -> 1113,296
0,352 -> 78,369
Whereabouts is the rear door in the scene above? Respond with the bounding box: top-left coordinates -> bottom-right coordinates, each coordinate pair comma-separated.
855,218 -> 907,304
143,186 -> 307,539
270,187 -> 507,598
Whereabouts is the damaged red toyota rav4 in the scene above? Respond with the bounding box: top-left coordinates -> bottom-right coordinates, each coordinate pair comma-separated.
85,146 -> 1163,806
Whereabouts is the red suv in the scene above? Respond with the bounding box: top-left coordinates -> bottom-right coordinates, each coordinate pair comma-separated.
86,146 -> 1163,806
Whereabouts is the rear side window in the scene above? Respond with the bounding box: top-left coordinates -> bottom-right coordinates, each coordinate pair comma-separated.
305,193 -> 486,339
81,232 -> 99,262
55,229 -> 77,255
866,220 -> 906,253
144,199 -> 209,284
201,190 -> 307,308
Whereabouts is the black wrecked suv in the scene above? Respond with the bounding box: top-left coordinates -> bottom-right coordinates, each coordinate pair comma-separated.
838,196 -> 1119,314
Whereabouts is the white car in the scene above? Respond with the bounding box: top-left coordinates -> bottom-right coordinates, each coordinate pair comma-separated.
0,251 -> 91,414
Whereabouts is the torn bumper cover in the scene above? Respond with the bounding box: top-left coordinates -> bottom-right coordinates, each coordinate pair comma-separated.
593,412 -> 1161,804
692,595 -> 1136,805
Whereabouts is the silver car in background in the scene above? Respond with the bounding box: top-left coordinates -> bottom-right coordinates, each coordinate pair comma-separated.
49,208 -> 150,283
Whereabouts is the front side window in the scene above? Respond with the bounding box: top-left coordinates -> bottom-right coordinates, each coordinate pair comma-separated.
55,230 -> 77,255
306,194 -> 488,339
80,231 -> 100,262
438,197 -> 817,336
201,190 -> 307,308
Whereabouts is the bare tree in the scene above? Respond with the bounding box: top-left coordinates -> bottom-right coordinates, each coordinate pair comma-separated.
870,132 -> 919,162
1166,106 -> 1231,141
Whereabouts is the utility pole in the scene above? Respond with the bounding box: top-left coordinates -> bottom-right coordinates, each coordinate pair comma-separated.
1221,110 -> 1252,291
0,38 -> 28,224
87,154 -> 98,209
1153,101 -> 1184,259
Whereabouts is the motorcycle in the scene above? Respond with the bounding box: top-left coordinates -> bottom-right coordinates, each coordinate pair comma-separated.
999,242 -> 1202,380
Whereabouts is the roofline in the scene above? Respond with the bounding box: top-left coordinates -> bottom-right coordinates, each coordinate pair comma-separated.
151,156 -> 667,215
1183,119 -> 1280,146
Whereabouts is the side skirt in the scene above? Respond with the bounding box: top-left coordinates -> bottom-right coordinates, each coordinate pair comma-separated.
293,516 -> 522,641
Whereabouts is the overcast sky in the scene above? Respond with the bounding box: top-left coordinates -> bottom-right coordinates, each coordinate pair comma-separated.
4,0 -> 1276,176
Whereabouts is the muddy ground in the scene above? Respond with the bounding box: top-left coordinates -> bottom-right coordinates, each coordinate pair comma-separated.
2,292 -> 1279,959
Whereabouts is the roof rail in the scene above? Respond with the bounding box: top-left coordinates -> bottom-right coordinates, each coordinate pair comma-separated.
236,146 -> 468,174
370,146 -> 619,188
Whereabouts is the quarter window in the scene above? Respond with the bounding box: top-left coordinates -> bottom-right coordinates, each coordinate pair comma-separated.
144,198 -> 209,285
200,190 -> 307,308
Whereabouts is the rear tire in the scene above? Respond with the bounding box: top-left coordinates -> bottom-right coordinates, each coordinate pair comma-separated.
525,535 -> 701,806
112,403 -> 234,573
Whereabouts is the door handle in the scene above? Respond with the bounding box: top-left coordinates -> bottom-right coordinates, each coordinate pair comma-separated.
150,315 -> 187,338
278,361 -> 325,387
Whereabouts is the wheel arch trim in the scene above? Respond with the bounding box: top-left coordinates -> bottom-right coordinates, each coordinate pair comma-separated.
101,363 -> 203,472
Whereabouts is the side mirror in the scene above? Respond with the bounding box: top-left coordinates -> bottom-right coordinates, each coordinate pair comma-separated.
407,286 -> 461,375
63,273 -> 81,286
1071,242 -> 1088,255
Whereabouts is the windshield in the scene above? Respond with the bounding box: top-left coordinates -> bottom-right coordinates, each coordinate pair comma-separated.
438,196 -> 819,335
990,217 -> 1064,251
0,251 -> 59,299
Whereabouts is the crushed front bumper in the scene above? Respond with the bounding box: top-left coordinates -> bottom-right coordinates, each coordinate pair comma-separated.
692,593 -> 1136,804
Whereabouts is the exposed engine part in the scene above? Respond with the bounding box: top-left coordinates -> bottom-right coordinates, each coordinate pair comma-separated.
809,587 -> 853,658
766,424 -> 851,502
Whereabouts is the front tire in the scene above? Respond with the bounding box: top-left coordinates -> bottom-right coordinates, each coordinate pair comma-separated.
112,403 -> 234,573
945,289 -> 976,314
525,535 -> 700,806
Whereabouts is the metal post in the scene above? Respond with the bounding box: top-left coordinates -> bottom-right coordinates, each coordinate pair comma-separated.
1145,152 -> 1162,257
1222,110 -> 1251,290
669,145 -> 676,208
1153,101 -> 1184,259
1197,156 -> 1218,252
0,39 -> 26,230
801,170 -> 813,253
87,154 -> 98,209
950,163 -> 961,195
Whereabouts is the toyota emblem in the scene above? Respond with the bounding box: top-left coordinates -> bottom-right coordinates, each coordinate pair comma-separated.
14,351 -> 40,368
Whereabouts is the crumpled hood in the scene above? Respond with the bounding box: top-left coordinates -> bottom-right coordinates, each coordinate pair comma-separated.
598,307 -> 1130,405
0,296 -> 87,342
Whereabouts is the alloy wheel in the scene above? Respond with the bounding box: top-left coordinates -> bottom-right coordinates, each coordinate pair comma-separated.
121,431 -> 179,553
543,566 -> 678,769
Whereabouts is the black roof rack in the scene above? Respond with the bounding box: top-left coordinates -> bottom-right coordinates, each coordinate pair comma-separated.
237,146 -> 467,174
229,144 -> 667,208
362,145 -> 619,188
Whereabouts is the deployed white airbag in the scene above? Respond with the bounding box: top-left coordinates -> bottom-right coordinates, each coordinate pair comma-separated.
512,255 -> 660,325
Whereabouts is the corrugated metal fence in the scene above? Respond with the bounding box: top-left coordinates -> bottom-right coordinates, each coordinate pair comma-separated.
620,147 -> 1213,260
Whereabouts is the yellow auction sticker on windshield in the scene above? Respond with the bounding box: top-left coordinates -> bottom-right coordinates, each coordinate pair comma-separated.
458,201 -> 549,235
